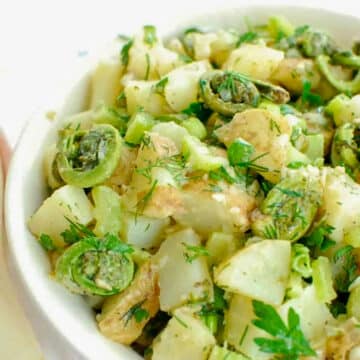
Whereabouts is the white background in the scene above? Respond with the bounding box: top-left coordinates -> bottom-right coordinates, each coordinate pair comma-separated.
1,0 -> 360,358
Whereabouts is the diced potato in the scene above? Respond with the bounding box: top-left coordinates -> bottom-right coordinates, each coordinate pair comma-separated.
164,60 -> 211,112
214,240 -> 291,305
97,261 -> 159,345
206,232 -> 239,265
188,32 -> 218,60
152,307 -> 215,360
321,167 -> 360,243
125,80 -> 171,116
210,30 -> 238,66
123,132 -> 184,218
279,285 -> 334,345
121,213 -> 170,249
173,178 -> 256,236
90,59 -> 124,108
271,58 -> 320,94
28,185 -> 93,248
215,109 -> 292,183
154,228 -> 213,311
223,44 -> 284,81
224,294 -> 271,360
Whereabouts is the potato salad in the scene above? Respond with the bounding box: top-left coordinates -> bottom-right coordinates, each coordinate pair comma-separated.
29,16 -> 360,359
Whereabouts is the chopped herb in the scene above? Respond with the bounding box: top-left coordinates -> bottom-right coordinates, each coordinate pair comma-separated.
123,300 -> 149,325
270,119 -> 281,134
101,233 -> 134,254
145,53 -> 151,80
227,139 -> 255,166
182,102 -> 212,122
277,187 -> 303,198
236,31 -> 258,47
263,224 -> 278,239
294,25 -> 310,37
239,324 -> 249,346
302,223 -> 336,252
173,314 -> 188,328
136,180 -> 158,212
280,104 -> 297,115
178,53 -> 193,63
153,77 -> 168,95
301,80 -> 324,107
184,27 -> 202,35
39,234 -> 57,251
287,161 -> 306,169
329,298 -> 347,318
252,300 -> 316,359
209,166 -> 243,185
135,154 -> 186,185
182,243 -> 210,263
143,25 -> 157,46
120,39 -> 133,66
61,217 -> 95,244
259,178 -> 274,195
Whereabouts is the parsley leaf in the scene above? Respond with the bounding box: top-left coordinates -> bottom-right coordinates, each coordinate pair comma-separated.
236,31 -> 258,47
123,300 -> 149,325
153,77 -> 168,95
120,39 -> 133,66
301,223 -> 336,252
39,234 -> 57,251
61,217 -> 95,244
252,300 -> 316,359
182,243 -> 210,263
301,80 -> 324,107
181,102 -> 211,122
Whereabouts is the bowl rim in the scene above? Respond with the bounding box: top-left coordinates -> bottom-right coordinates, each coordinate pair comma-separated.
5,4 -> 360,359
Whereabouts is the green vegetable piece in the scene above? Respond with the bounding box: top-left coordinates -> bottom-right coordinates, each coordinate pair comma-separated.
312,256 -> 337,304
331,121 -> 360,179
252,175 -> 322,241
120,39 -> 133,66
268,16 -> 295,38
332,245 -> 358,293
325,94 -> 352,127
208,345 -> 248,360
57,124 -> 123,188
317,55 -> 360,95
55,234 -> 134,296
302,222 -> 336,252
347,284 -> 360,321
303,133 -> 324,163
125,110 -> 155,144
291,244 -> 312,278
182,134 -> 227,172
143,25 -> 157,47
252,300 -> 316,358
199,70 -> 289,116
301,79 -> 324,107
181,117 -> 207,140
333,50 -> 360,68
181,102 -> 212,122
236,31 -> 258,47
92,186 -> 122,237
39,234 -> 57,251
297,30 -> 336,57
344,226 -> 360,248
227,138 -> 255,166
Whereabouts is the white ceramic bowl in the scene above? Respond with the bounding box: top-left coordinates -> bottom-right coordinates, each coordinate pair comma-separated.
5,5 -> 360,360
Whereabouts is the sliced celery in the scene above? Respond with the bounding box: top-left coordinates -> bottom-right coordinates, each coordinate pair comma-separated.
92,185 -> 122,237
304,133 -> 324,162
125,111 -> 155,144
268,16 -> 295,38
347,284 -> 360,320
312,256 -> 337,304
181,117 -> 207,140
182,135 -> 227,171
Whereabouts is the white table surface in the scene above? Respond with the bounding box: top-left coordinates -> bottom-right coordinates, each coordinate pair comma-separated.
1,0 -> 359,358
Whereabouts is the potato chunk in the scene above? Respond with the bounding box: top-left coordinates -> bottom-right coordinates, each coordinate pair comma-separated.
28,185 -> 93,248
215,240 -> 291,305
152,307 -> 215,360
154,228 -> 213,311
223,44 -> 284,80
97,261 -> 159,345
215,109 -> 292,183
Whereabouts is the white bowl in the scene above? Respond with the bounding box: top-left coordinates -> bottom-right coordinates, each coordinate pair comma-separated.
5,4 -> 360,360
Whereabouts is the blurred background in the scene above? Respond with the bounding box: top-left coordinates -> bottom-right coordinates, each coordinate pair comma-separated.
0,0 -> 359,358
